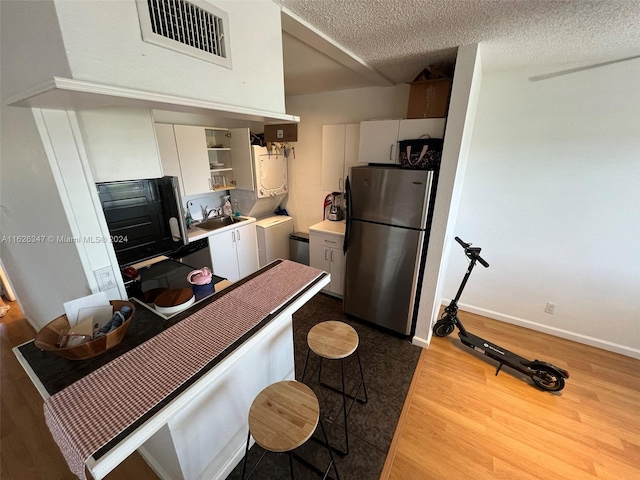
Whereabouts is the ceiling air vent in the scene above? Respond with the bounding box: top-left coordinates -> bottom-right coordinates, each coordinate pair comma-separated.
136,0 -> 231,68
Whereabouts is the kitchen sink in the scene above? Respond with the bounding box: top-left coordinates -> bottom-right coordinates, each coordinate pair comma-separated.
194,216 -> 240,231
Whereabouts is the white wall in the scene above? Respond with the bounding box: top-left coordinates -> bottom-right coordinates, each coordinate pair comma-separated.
445,60 -> 640,357
0,106 -> 90,328
53,0 -> 286,114
284,85 -> 410,232
0,0 -> 71,101
413,44 -> 483,347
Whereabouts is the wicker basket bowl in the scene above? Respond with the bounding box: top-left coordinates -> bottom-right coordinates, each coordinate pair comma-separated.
34,300 -> 135,360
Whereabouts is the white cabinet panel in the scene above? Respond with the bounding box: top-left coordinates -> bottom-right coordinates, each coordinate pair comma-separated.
322,124 -> 346,192
235,222 -> 259,279
209,222 -> 259,282
343,124 -> 360,183
358,119 -> 399,164
155,124 -> 185,196
322,123 -> 360,192
229,128 -> 254,191
173,125 -> 211,196
358,118 -> 446,165
309,231 -> 345,297
78,107 -> 163,182
209,229 -> 240,281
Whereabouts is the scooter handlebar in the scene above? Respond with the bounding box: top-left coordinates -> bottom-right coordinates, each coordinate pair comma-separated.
455,237 -> 490,268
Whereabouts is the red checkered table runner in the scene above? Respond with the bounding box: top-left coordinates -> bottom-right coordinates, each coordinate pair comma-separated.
43,261 -> 323,479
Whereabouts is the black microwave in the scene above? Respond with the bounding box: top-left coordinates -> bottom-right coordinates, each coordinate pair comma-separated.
96,176 -> 188,266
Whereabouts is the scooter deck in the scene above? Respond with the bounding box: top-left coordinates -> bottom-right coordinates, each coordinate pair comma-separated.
458,331 -> 527,371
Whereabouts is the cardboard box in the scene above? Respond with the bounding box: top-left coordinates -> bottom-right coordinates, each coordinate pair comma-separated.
264,123 -> 298,142
406,77 -> 452,119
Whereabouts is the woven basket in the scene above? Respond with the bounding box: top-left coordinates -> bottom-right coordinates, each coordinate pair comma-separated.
34,300 -> 135,360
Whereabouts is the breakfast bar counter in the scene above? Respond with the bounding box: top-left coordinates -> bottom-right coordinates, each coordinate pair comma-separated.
14,260 -> 329,480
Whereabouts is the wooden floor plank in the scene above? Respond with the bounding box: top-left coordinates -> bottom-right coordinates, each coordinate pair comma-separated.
4,301 -> 640,480
382,309 -> 640,480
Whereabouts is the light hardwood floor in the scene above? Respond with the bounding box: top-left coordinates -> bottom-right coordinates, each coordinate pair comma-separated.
3,303 -> 639,479
381,310 -> 640,480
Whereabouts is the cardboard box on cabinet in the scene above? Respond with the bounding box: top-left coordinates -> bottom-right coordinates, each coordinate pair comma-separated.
406,76 -> 452,119
264,124 -> 298,142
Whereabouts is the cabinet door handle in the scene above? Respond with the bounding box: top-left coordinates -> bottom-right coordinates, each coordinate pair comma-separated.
330,250 -> 334,262
325,249 -> 328,261
236,229 -> 241,241
326,240 -> 336,244
339,177 -> 343,192
209,178 -> 213,191
389,144 -> 395,161
232,231 -> 235,243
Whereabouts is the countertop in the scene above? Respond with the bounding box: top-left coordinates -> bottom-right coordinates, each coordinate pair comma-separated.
16,261 -> 329,479
309,219 -> 346,237
186,215 -> 256,242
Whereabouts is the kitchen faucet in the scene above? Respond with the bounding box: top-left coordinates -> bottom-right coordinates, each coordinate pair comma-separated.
200,205 -> 222,219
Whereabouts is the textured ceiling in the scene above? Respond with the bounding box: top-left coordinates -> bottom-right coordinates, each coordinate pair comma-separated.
276,0 -> 640,93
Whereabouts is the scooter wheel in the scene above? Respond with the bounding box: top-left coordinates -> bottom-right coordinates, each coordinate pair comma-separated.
531,366 -> 565,392
433,320 -> 455,337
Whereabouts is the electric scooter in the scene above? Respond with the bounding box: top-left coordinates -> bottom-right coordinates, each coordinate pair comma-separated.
433,237 -> 570,392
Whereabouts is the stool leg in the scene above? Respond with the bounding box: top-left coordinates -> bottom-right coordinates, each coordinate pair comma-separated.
301,347 -> 311,382
320,419 -> 340,480
339,359 -> 349,456
356,350 -> 368,404
240,430 -> 251,480
288,451 -> 295,480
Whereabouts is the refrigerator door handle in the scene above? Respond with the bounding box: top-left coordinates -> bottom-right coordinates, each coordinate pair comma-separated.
343,176 -> 352,254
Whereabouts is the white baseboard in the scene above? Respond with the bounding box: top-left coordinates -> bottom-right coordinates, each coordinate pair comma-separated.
446,300 -> 640,360
411,336 -> 430,349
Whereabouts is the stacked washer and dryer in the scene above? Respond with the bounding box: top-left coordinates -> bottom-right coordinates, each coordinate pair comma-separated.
229,145 -> 294,267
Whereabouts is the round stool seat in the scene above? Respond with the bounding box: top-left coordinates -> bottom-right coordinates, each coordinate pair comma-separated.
308,321 -> 359,360
248,380 -> 319,453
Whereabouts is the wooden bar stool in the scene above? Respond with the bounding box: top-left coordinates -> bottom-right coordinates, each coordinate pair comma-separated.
301,321 -> 368,456
240,380 -> 340,480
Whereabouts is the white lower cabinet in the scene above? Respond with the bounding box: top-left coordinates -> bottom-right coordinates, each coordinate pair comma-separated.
209,222 -> 259,282
309,231 -> 344,297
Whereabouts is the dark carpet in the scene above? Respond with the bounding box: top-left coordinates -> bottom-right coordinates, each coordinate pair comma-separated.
226,292 -> 422,479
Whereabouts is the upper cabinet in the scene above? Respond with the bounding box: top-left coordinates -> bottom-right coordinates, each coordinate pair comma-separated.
322,124 -> 360,192
77,107 -> 163,183
358,118 -> 447,165
156,124 -> 252,197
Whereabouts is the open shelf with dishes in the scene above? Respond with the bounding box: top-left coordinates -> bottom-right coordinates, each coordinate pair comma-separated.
206,128 -> 236,191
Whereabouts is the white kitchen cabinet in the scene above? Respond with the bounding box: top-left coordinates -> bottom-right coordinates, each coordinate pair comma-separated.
322,124 -> 360,192
209,221 -> 259,282
156,124 -> 249,195
155,123 -> 185,195
309,229 -> 345,297
358,118 -> 446,165
173,125 -> 212,195
78,107 -> 163,182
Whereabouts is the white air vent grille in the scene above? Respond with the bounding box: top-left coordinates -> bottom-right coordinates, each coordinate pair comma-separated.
136,0 -> 231,68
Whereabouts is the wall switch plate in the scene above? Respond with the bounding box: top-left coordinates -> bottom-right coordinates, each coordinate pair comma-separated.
544,302 -> 556,314
94,266 -> 117,292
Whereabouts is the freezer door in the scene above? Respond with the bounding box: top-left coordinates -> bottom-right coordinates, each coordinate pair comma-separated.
344,220 -> 423,335
349,166 -> 431,229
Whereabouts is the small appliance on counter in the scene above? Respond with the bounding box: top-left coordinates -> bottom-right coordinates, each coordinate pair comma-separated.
327,191 -> 344,221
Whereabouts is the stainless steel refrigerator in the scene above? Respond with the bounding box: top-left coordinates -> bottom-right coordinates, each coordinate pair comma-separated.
343,165 -> 437,335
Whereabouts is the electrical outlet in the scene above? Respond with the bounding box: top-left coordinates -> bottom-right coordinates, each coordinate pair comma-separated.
544,302 -> 556,314
94,266 -> 116,292
277,129 -> 284,139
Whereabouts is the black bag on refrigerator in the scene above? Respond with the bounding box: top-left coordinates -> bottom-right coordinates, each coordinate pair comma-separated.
398,135 -> 443,169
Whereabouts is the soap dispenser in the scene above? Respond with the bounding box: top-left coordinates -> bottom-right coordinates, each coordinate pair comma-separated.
222,195 -> 233,217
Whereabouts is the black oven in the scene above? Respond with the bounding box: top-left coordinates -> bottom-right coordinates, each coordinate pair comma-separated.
97,176 -> 188,266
